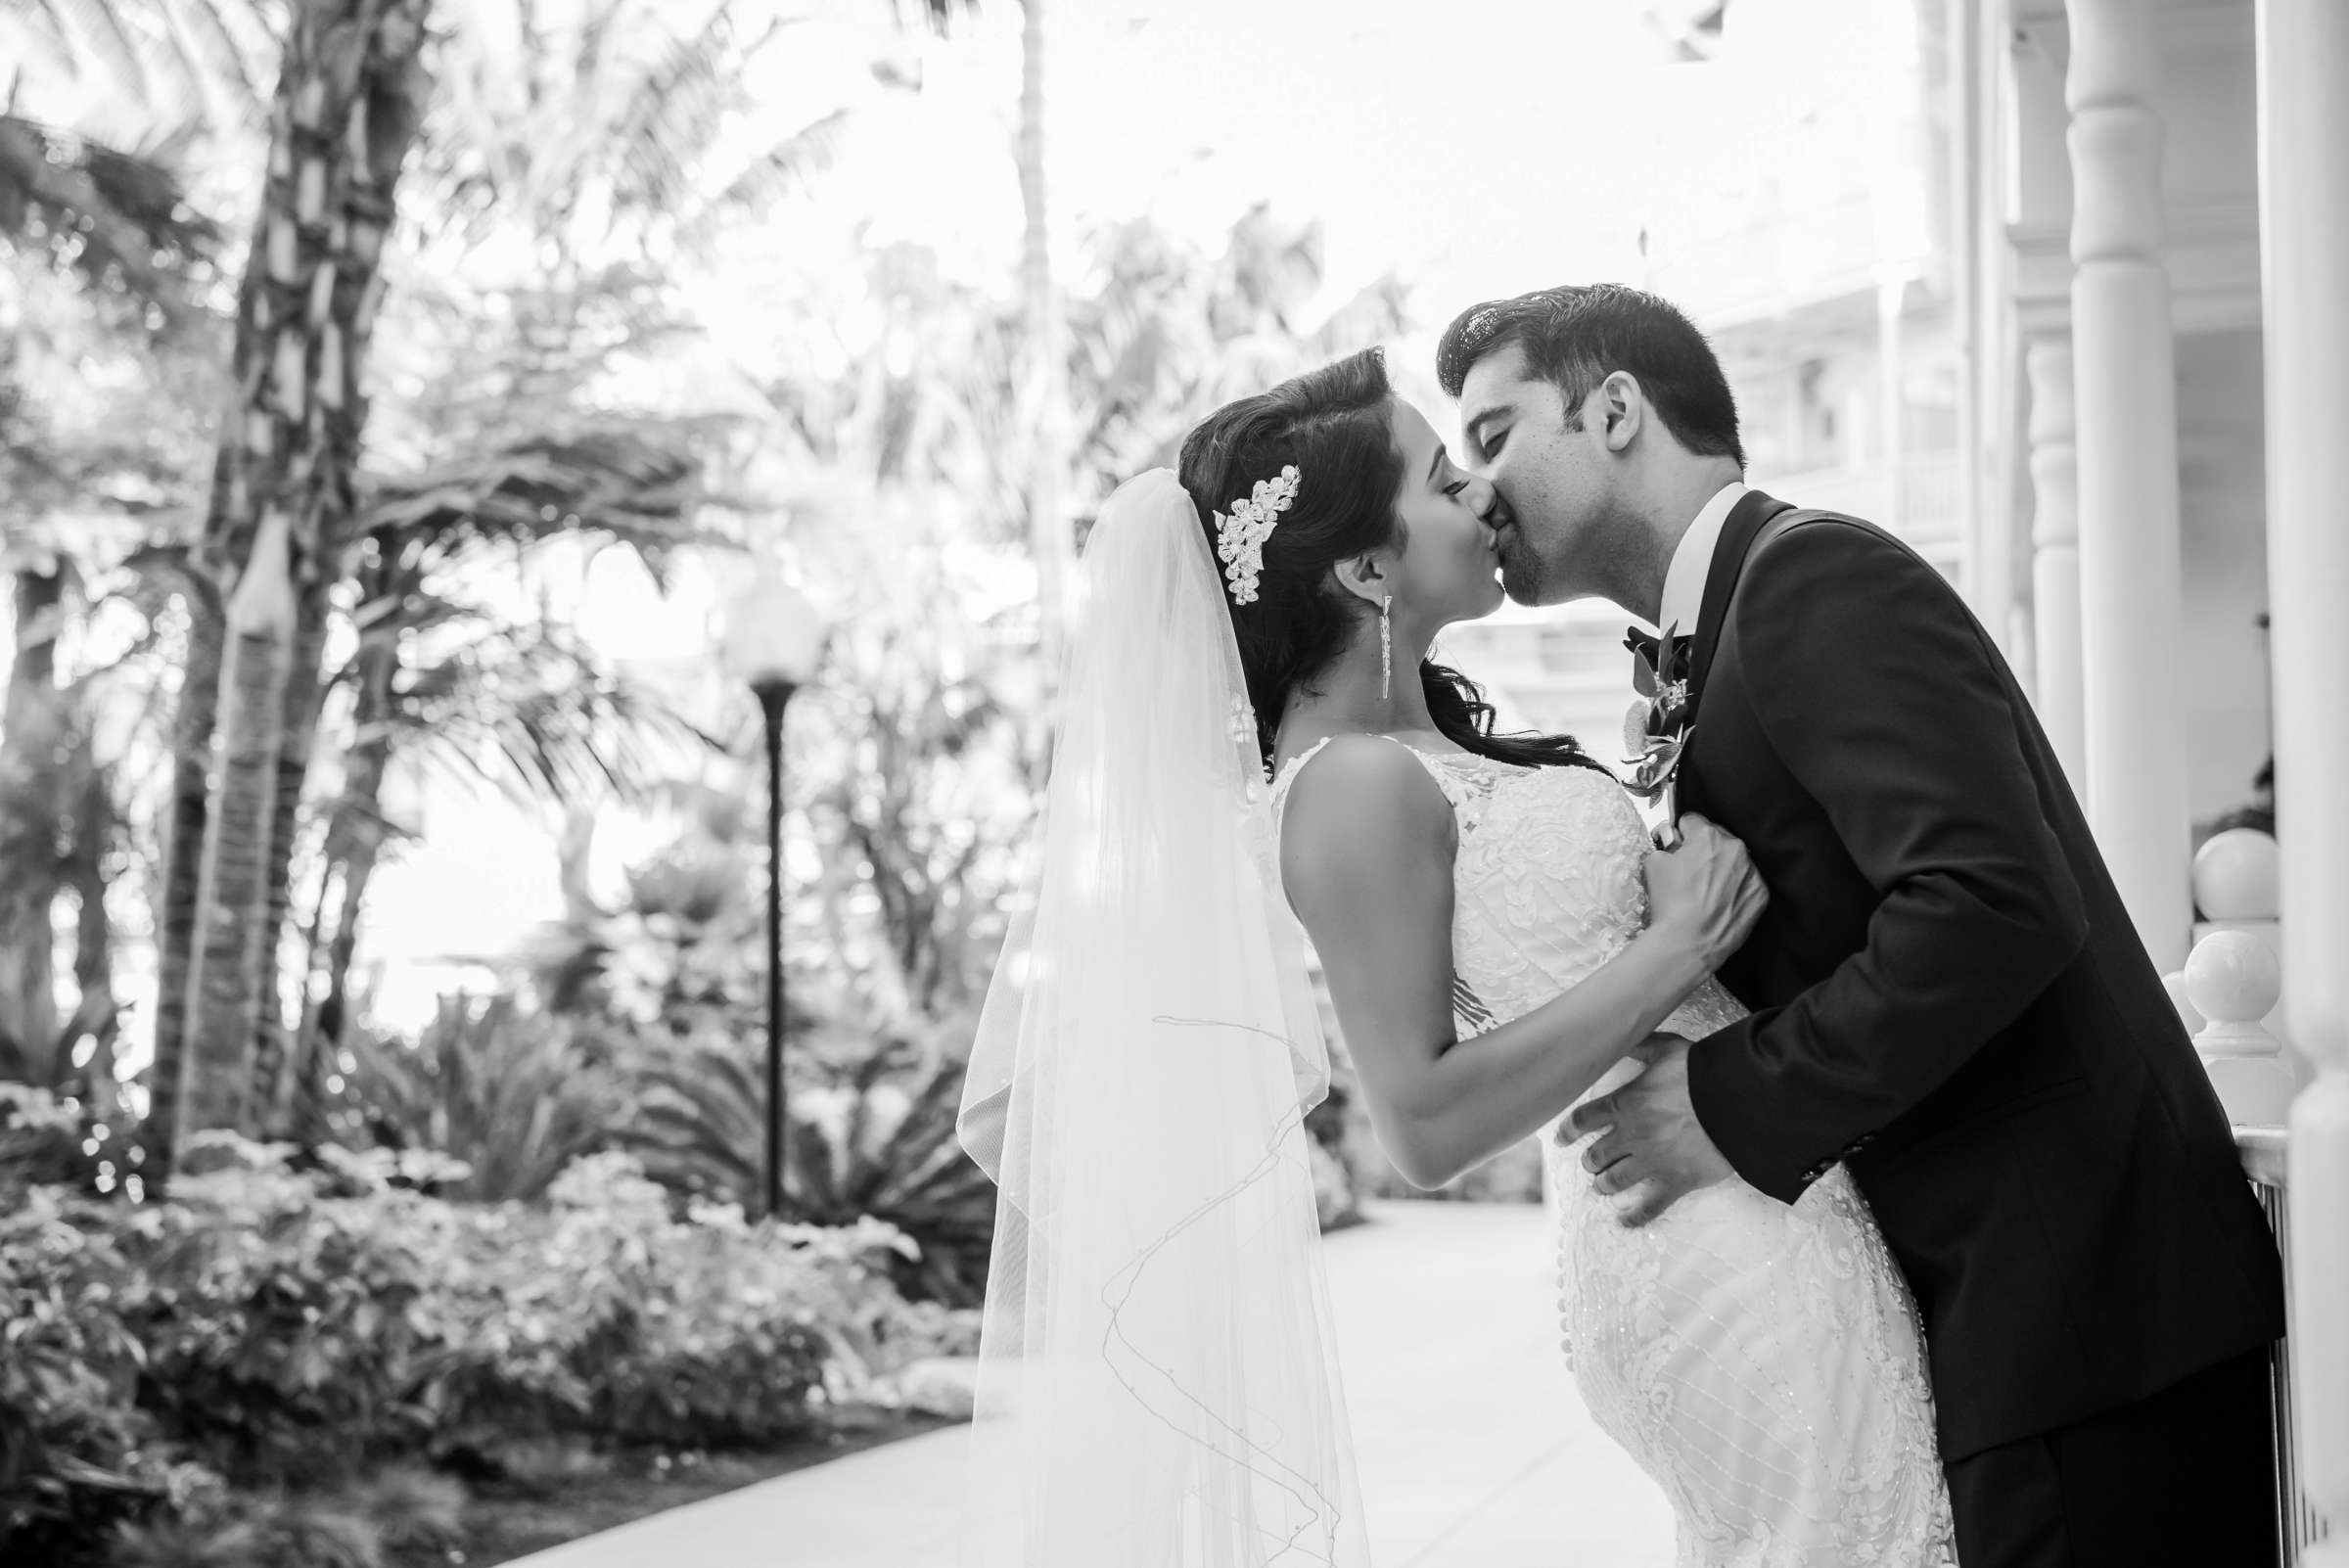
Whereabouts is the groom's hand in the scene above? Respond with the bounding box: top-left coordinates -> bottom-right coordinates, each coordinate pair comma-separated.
1565,1034 -> 1735,1228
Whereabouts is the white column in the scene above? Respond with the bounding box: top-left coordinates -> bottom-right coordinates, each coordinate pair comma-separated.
2006,603 -> 2038,702
1877,275 -> 1909,530
2064,0 -> 2191,971
2257,0 -> 2349,1555
2023,335 -> 2084,787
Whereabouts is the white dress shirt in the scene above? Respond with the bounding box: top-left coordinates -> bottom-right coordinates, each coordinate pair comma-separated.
1656,481 -> 1750,639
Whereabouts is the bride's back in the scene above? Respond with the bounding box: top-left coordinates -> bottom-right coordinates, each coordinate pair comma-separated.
1273,733 -> 1742,1058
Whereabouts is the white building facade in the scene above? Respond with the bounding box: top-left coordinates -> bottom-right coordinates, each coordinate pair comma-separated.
1958,2 -> 2341,1551
1451,1 -> 2343,1551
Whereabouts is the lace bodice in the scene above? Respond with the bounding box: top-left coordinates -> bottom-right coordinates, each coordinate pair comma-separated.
1270,739 -> 1744,1080
1271,734 -> 1955,1567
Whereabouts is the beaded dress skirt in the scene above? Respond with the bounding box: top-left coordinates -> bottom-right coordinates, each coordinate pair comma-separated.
1274,741 -> 1957,1567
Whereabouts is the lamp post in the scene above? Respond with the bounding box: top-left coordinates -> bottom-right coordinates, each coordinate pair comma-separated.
718,561 -> 829,1222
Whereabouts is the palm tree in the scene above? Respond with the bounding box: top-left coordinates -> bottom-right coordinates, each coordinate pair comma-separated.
247,0 -> 897,1135
0,543 -> 68,1080
159,0 -> 839,1173
28,0 -> 968,1175
0,10 -> 229,1096
0,525 -> 190,1101
271,422 -> 716,1136
155,0 -> 436,1181
1015,0 -> 1069,733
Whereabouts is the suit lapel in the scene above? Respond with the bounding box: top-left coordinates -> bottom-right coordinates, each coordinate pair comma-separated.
1688,488 -> 1797,711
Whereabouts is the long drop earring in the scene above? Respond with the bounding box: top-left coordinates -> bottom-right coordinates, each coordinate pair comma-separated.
1380,594 -> 1394,702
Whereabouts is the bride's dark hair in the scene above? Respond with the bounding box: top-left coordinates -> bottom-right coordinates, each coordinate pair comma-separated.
1178,346 -> 1610,777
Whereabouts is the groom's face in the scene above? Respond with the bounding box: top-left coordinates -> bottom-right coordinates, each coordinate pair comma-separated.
1457,343 -> 1615,607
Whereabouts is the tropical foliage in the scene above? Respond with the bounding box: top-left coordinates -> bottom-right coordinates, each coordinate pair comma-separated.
0,1134 -> 963,1564
0,0 -> 1431,1553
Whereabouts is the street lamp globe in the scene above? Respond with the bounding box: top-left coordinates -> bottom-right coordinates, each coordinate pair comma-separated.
719,560 -> 829,694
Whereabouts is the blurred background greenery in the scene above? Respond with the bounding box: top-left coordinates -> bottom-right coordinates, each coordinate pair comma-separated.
0,0 -> 1440,1558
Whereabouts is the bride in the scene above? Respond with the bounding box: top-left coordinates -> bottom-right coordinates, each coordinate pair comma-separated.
957,347 -> 1956,1566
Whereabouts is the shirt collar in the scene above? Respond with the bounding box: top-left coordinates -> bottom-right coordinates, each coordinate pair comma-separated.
1657,481 -> 1749,639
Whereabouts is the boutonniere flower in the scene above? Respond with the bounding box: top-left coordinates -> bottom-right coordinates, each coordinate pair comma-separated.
1622,623 -> 1695,851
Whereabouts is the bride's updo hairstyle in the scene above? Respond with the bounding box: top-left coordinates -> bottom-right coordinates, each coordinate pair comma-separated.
1178,346 -> 1608,777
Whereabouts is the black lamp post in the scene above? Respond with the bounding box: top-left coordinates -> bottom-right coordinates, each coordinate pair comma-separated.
720,564 -> 828,1221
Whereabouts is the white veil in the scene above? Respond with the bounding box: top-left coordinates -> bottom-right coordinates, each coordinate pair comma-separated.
957,467 -> 1369,1566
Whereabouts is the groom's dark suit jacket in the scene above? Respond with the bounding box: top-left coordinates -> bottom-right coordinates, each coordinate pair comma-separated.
1677,490 -> 2285,1463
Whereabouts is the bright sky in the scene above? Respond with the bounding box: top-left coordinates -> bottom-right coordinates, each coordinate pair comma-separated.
788,0 -> 1909,308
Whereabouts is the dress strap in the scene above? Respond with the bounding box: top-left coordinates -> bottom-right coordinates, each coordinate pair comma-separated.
1378,736 -> 1482,809
1267,735 -> 1337,818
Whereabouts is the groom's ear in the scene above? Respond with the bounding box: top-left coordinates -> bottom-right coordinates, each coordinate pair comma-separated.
1597,371 -> 1643,454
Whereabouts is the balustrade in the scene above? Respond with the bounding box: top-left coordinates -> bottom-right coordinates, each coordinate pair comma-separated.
2240,1128 -> 2338,1563
2179,823 -> 2333,1557
2170,829 -> 2299,1124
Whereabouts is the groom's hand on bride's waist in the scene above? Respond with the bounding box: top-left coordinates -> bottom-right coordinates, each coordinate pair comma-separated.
1565,1034 -> 1735,1228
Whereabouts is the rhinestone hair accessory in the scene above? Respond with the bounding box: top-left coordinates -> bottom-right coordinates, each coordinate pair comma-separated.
1214,464 -> 1303,605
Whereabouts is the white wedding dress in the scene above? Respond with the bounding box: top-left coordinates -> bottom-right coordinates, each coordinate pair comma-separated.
1274,737 -> 1958,1568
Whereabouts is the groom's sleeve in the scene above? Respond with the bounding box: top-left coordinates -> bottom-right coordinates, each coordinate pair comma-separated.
1684,519 -> 2091,1204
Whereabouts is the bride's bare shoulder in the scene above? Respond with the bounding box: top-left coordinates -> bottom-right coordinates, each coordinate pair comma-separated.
1278,734 -> 1455,859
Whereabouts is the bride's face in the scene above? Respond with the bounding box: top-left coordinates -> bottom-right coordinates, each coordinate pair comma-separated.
1380,398 -> 1507,626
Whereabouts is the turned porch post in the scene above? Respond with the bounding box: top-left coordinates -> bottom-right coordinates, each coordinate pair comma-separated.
2023,334 -> 2084,788
2063,0 -> 2192,970
2256,0 -> 2349,1556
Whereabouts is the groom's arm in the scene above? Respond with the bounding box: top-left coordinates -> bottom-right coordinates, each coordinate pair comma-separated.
1684,519 -> 2090,1204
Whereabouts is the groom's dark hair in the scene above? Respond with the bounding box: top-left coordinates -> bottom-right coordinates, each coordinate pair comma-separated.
1436,284 -> 1745,470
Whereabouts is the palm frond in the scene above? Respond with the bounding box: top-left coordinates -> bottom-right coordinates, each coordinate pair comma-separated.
151,0 -> 269,112
16,0 -> 157,101
12,0 -> 271,129
352,418 -> 727,588
668,109 -> 850,255
383,616 -> 716,807
335,996 -> 628,1202
604,6 -> 753,222
622,1038 -> 996,1305
0,113 -> 220,321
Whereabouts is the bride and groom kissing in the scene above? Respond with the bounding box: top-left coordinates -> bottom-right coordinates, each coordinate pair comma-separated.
953,284 -> 2285,1567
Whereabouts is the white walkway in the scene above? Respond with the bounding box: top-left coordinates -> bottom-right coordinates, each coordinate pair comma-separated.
509,1199 -> 1676,1568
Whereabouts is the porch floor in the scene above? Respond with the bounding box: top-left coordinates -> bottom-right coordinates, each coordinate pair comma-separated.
504,1199 -> 1676,1568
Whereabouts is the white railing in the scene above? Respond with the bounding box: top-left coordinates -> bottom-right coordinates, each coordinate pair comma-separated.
2238,1128 -> 2336,1564
2172,828 -> 2299,1123
2176,827 -> 2334,1560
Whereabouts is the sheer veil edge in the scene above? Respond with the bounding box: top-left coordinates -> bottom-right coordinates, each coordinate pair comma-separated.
956,467 -> 1371,1566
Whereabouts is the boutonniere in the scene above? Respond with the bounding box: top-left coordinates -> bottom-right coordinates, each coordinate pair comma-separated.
1622,623 -> 1695,851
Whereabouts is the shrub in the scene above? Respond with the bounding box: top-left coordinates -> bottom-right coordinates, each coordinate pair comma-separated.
0,1142 -> 941,1564
451,1153 -> 954,1447
107,1468 -> 462,1568
624,1033 -> 997,1307
0,1186 -> 219,1566
440,1152 -> 842,1450
330,996 -> 631,1202
116,1141 -> 466,1485
0,1084 -> 143,1201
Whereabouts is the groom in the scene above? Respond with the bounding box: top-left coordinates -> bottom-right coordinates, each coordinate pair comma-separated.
1438,285 -> 2285,1566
